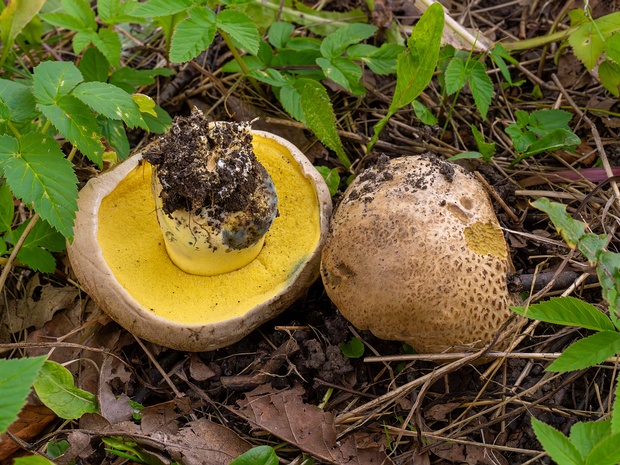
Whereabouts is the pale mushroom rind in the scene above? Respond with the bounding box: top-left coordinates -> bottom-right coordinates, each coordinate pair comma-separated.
320,155 -> 524,354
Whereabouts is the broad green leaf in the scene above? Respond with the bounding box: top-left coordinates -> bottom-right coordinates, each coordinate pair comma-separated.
272,48 -> 322,68
547,331 -> 620,372
216,9 -> 259,55
320,23 -> 377,59
99,117 -> 130,160
576,233 -> 606,262
0,182 -> 13,233
92,27 -> 122,68
13,456 -> 56,465
444,57 -> 467,95
389,2 -> 443,113
521,128 -> 580,156
40,11 -> 88,30
0,0 -> 46,62
98,0 -> 142,24
32,61 -> 83,106
19,217 -> 66,252
570,420 -> 611,458
605,32 -> 620,62
569,12 -> 620,70
298,79 -> 350,168
230,445 -> 278,465
316,57 -> 365,95
33,361 -> 99,420
78,47 -> 110,82
132,93 -> 157,116
0,79 -> 37,123
530,109 -> 576,130
132,0 -> 191,17
0,133 -> 78,239
584,432 -> 620,465
598,59 -> 620,96
5,217 -> 66,271
38,94 -> 105,166
47,440 -> 71,459
249,68 -> 289,87
109,66 -> 174,93
356,43 -> 404,75
511,296 -> 614,332
505,122 -> 537,154
532,198 -> 586,248
468,61 -> 493,119
471,124 -> 495,161
531,417 -> 584,465
0,356 -> 47,435
340,337 -> 365,358
412,100 -> 437,125
73,81 -> 145,128
268,21 -> 293,48
16,244 -> 56,272
613,374 -> 620,434
140,105 -> 172,134
315,166 -> 340,196
60,0 -> 95,27
170,7 -> 216,63
276,84 -> 304,122
72,29 -> 96,55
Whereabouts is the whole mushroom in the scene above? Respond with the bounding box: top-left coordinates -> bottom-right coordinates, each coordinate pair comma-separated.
320,155 -> 525,354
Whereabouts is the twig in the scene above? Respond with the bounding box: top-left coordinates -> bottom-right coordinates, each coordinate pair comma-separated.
0,213 -> 39,293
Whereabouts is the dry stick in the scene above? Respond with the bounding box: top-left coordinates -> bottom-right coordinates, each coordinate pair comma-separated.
0,213 -> 39,293
551,73 -> 620,206
473,171 -> 520,223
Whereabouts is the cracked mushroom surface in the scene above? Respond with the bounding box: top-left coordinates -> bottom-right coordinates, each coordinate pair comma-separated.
320,155 -> 525,354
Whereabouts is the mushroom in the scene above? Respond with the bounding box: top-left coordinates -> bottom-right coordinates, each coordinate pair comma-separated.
67,113 -> 331,351
320,155 -> 524,354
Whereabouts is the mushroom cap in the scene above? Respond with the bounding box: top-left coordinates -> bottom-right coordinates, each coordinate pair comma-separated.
68,131 -> 332,351
320,155 -> 523,354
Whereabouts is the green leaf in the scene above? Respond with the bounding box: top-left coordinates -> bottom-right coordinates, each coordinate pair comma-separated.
0,356 -> 47,435
13,457 -> 56,465
0,133 -> 78,240
132,0 -> 191,17
73,29 -> 97,55
598,59 -> 620,96
412,100 -> 437,125
340,337 -> 365,358
532,198 -> 586,248
531,417 -> 584,465
490,43 -> 518,85
170,7 -> 216,63
47,440 -> 71,459
355,43 -> 404,75
141,105 -> 172,134
444,57 -> 467,95
605,32 -> 620,62
33,361 -> 99,420
38,94 -> 105,166
320,23 -> 377,59
468,61 -> 493,119
568,13 -> 620,70
547,331 -> 620,372
613,374 -> 620,434
92,27 -> 121,68
0,0 -> 46,63
389,2 -> 443,113
521,128 -> 580,156
448,151 -> 483,162
570,420 -> 611,458
276,84 -> 304,122
41,11 -> 89,30
584,432 -> 620,465
32,61 -> 84,106
316,57 -> 365,95
60,0 -> 95,27
597,250 -> 620,325
0,182 -> 13,233
249,68 -> 289,87
268,21 -> 293,48
471,124 -> 495,161
73,81 -> 145,128
530,109 -> 575,130
98,0 -> 142,24
99,117 -> 130,160
132,93 -> 157,116
109,66 -> 174,93
0,79 -> 37,123
511,297 -> 615,332
78,47 -> 110,82
216,9 -> 259,55
17,245 -> 56,272
230,445 -> 279,465
298,79 -> 350,168
314,165 -> 340,196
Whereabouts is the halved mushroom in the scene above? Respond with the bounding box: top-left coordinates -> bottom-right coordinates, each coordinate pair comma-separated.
68,116 -> 331,351
320,155 -> 524,354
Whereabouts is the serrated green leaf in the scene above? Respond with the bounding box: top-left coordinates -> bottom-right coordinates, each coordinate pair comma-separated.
0,356 -> 47,435
141,105 -> 172,134
320,23 -> 376,59
0,182 -> 13,233
0,133 -> 78,239
230,445 -> 278,465
268,21 -> 293,48
443,57 -> 467,95
511,296 -> 614,331
468,61 -> 493,119
532,198 -> 586,248
570,420 -> 611,458
547,331 -> 620,372
316,57 -> 365,95
170,7 -> 216,63
61,0 -> 96,27
98,0 -> 142,25
132,0 -> 191,17
40,12 -> 92,31
99,117 -> 130,160
0,0 -> 46,63
73,29 -> 96,55
0,79 -> 37,123
298,79 -> 350,168
314,165 -> 340,196
78,47 -> 110,82
612,374 -> 620,434
33,361 -> 98,420
216,9 -> 259,55
17,245 -> 56,272
584,432 -> 620,465
32,61 -> 84,106
569,13 -> 620,70
38,94 -> 105,166
13,456 -> 56,465
276,84 -> 304,122
92,27 -> 121,67
73,81 -> 145,128
598,59 -> 620,96
531,417 -> 584,465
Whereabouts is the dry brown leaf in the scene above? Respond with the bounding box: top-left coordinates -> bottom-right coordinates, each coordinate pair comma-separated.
189,354 -> 217,382
0,404 -> 57,461
54,431 -> 94,465
235,383 -> 394,464
98,356 -> 135,425
424,402 -> 461,422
